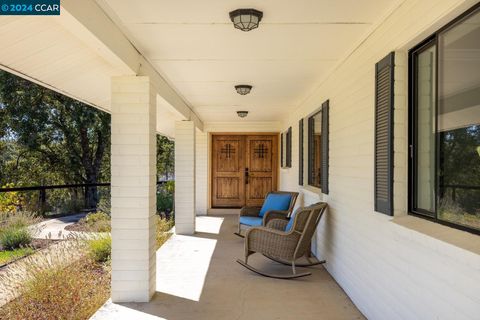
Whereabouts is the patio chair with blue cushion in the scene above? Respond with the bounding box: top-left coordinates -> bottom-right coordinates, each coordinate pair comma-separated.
235,191 -> 298,237
237,202 -> 328,279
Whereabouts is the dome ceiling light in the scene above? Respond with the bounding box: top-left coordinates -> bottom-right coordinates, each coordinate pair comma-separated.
237,111 -> 249,118
229,9 -> 263,32
235,85 -> 252,95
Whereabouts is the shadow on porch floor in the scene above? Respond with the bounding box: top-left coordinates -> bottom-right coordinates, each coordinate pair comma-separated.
91,215 -> 364,320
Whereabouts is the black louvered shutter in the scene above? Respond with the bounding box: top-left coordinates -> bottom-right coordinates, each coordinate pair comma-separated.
286,127 -> 292,167
374,52 -> 394,215
321,100 -> 329,194
299,119 -> 304,185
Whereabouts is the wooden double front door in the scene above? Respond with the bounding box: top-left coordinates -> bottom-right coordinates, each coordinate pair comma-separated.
212,134 -> 278,208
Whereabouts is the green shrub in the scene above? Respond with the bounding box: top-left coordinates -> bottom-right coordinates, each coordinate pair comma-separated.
85,211 -> 109,224
87,236 -> 111,263
82,211 -> 111,232
157,181 -> 174,215
0,226 -> 32,250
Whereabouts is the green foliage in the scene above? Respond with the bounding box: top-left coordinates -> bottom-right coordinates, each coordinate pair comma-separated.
157,135 -> 174,180
0,247 -> 34,265
0,227 -> 32,250
87,236 -> 111,263
85,211 -> 110,225
0,212 -> 38,250
440,127 -> 480,224
157,191 -> 173,215
82,211 -> 111,232
0,70 -> 111,208
0,183 -> 24,214
0,69 -> 175,216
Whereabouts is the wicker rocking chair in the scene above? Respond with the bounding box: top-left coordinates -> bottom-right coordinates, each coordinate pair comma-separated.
235,191 -> 299,237
236,202 -> 328,279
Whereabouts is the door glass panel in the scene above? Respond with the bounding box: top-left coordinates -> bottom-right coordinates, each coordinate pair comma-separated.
415,44 -> 436,214
438,9 -> 480,230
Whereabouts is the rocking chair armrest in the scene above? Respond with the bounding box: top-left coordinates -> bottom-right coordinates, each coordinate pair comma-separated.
263,210 -> 289,225
240,206 -> 262,217
266,218 -> 289,231
245,227 -> 300,259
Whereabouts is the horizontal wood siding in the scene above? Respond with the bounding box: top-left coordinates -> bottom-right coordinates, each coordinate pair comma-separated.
277,1 -> 480,319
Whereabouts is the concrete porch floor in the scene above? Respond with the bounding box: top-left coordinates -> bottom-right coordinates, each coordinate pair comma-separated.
91,215 -> 364,320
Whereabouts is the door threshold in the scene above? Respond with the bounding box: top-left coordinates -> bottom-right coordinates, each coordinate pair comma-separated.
208,208 -> 240,215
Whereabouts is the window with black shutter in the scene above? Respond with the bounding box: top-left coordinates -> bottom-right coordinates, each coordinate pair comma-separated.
299,119 -> 304,185
374,52 -> 394,215
321,100 -> 329,194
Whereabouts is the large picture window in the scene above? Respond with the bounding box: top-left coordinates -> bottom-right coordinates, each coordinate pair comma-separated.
409,5 -> 480,233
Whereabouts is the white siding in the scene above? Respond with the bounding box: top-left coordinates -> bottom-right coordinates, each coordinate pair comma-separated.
196,129 -> 208,216
111,76 -> 156,303
175,121 -> 196,234
278,1 -> 480,319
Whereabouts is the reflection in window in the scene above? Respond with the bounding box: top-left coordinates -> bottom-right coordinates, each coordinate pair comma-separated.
410,6 -> 480,232
438,9 -> 480,230
414,44 -> 436,215
308,110 -> 322,188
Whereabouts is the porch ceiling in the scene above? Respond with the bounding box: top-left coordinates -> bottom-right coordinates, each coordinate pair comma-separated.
97,0 -> 403,122
0,14 -> 185,138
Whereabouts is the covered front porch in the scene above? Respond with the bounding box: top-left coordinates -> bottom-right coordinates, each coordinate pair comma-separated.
1,0 -> 480,319
92,215 -> 363,320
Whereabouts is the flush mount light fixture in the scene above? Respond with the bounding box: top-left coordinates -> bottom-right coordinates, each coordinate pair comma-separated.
235,85 -> 252,95
229,9 -> 263,32
237,111 -> 249,118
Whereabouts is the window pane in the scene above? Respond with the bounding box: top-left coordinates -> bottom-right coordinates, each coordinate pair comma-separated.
438,9 -> 480,230
309,111 -> 322,188
415,45 -> 436,214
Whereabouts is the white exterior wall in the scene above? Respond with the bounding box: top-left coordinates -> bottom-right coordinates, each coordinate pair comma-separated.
111,76 -> 156,302
277,1 -> 480,319
175,121 -> 196,234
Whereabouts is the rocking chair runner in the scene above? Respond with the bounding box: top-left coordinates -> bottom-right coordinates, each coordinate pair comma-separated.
237,202 -> 328,279
235,191 -> 299,237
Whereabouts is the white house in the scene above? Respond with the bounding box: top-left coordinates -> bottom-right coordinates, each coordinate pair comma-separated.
1,1 -> 479,319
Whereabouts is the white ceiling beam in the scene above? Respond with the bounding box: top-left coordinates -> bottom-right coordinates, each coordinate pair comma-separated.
61,0 -> 203,131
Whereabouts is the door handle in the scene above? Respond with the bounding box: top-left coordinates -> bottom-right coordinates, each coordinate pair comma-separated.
245,168 -> 249,184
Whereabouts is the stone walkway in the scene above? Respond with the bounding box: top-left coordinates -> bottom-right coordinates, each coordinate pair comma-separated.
30,213 -> 87,240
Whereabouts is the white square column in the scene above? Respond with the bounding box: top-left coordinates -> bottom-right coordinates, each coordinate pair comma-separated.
175,121 -> 196,234
195,128 -> 208,216
111,76 -> 156,302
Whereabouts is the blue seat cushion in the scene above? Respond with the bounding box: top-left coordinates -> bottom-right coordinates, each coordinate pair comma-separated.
285,210 -> 296,231
259,193 -> 292,217
239,216 -> 263,227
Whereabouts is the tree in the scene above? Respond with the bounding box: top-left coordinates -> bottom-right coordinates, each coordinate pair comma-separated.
0,71 -> 110,208
157,135 -> 174,181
